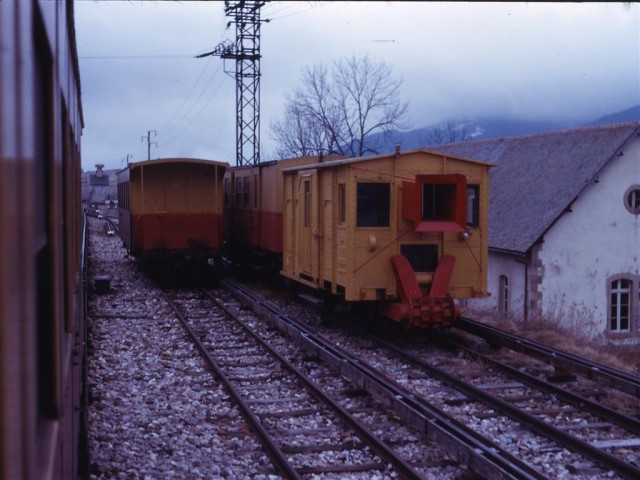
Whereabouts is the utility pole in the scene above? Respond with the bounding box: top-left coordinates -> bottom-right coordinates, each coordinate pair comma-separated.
197,1 -> 268,167
142,130 -> 157,160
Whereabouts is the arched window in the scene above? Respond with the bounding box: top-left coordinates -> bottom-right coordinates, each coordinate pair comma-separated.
609,278 -> 632,332
498,275 -> 509,316
624,186 -> 640,215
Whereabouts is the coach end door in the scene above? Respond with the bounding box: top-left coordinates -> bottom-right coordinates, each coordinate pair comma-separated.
297,171 -> 320,283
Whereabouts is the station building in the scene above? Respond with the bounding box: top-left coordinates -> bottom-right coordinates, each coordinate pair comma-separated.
432,122 -> 640,344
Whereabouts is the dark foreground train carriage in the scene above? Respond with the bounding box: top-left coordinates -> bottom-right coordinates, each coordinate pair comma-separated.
281,148 -> 493,327
0,0 -> 86,478
117,158 -> 228,265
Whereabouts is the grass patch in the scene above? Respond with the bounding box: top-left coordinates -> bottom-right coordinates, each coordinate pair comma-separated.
483,314 -> 640,376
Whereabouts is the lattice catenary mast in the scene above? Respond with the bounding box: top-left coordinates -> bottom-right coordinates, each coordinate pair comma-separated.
197,1 -> 268,167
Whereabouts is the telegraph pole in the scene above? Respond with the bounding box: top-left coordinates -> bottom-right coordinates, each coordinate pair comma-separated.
142,130 -> 157,160
197,1 -> 268,167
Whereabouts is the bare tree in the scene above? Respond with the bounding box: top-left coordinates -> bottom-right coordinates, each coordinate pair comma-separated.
271,54 -> 410,158
425,121 -> 472,145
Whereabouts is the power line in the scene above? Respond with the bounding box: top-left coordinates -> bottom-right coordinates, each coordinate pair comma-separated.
79,54 -> 196,60
263,1 -> 326,21
158,60 -> 223,137
162,73 -> 228,148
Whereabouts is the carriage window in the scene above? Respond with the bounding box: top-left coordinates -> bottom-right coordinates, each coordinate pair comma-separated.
243,176 -> 250,208
422,183 -> 456,221
357,183 -> 390,227
235,177 -> 242,207
338,184 -> 346,224
467,185 -> 480,227
34,11 -> 58,419
224,178 -> 230,206
253,174 -> 258,208
304,180 -> 311,228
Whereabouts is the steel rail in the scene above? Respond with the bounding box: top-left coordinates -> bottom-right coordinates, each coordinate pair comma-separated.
374,335 -> 640,480
223,278 -> 546,480
445,336 -> 640,435
456,317 -> 640,398
200,288 -> 424,480
162,292 -> 301,480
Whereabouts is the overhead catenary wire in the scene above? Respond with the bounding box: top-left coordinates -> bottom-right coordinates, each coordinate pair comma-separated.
154,21 -> 232,152
161,71 -> 228,149
157,56 -> 220,137
262,1 -> 327,21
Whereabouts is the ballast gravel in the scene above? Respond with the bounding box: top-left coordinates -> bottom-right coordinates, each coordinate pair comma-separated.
86,218 -> 275,479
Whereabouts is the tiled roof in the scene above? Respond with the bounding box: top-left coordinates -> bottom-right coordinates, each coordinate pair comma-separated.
429,122 -> 640,254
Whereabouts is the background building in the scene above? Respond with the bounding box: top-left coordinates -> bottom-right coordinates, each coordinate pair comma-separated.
82,164 -> 118,206
433,122 -> 640,344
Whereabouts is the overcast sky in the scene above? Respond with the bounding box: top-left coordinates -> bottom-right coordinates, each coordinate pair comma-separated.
75,1 -> 640,171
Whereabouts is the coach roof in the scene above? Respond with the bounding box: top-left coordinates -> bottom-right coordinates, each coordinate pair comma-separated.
118,157 -> 228,174
278,148 -> 494,172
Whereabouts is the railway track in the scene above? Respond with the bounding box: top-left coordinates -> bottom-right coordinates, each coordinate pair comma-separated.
162,287 -> 437,479
88,217 -> 640,478
222,278 -> 552,480
455,317 -> 640,398
368,334 -> 640,479
225,276 -> 640,479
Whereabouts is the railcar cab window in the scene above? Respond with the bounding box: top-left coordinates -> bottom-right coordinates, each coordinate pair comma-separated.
467,185 -> 480,227
422,183 -> 456,221
357,182 -> 390,227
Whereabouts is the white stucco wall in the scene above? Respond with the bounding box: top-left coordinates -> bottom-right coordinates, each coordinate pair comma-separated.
461,251 -> 527,321
536,137 -> 640,341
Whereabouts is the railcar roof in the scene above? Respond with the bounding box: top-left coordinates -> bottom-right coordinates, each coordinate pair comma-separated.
278,148 -> 494,172
118,157 -> 228,173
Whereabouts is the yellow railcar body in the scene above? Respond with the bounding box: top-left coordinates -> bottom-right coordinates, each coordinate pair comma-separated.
281,149 -> 492,310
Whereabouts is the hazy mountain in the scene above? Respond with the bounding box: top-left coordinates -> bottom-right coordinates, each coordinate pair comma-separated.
373,104 -> 640,153
587,105 -> 640,126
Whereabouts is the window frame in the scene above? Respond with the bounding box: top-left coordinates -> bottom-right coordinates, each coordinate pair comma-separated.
338,183 -> 346,225
498,274 -> 509,317
608,276 -> 636,334
624,185 -> 640,215
356,182 -> 391,228
466,184 -> 480,228
243,176 -> 251,208
235,177 -> 242,207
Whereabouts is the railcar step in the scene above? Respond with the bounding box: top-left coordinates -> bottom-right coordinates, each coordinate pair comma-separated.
298,293 -> 323,305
